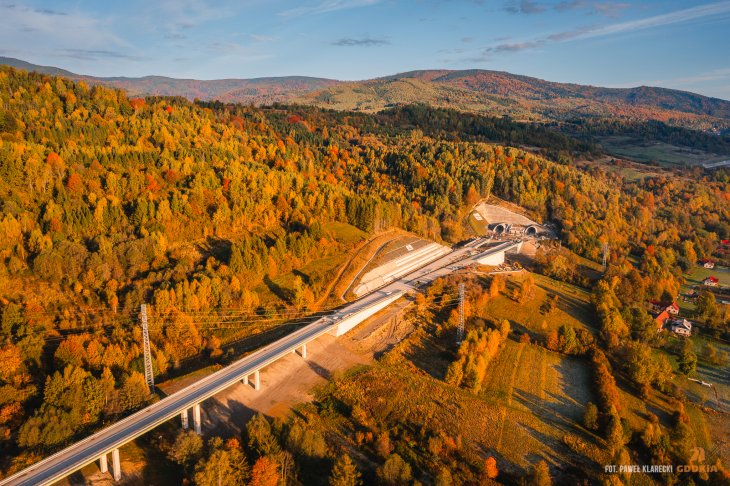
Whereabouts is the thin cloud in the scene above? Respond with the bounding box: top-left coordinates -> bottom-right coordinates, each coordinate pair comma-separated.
580,1 -> 730,39
481,1 -> 730,56
149,1 -> 238,45
56,49 -> 143,61
279,0 -> 380,18
34,8 -> 68,16
205,41 -> 273,62
504,0 -> 545,14
492,41 -> 543,52
2,4 -> 68,16
592,2 -> 631,18
332,37 -> 389,47
670,67 -> 730,86
250,34 -> 277,43
0,4 -> 130,50
546,26 -> 594,41
555,0 -> 587,11
555,0 -> 630,18
437,47 -> 467,55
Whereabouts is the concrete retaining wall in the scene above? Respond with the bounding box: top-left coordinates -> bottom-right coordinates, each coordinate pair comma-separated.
354,243 -> 450,297
476,251 -> 506,266
474,240 -> 523,265
329,291 -> 405,336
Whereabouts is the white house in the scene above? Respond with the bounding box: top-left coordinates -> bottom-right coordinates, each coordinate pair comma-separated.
669,318 -> 692,337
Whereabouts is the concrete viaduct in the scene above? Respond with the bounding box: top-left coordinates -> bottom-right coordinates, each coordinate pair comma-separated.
0,239 -> 522,486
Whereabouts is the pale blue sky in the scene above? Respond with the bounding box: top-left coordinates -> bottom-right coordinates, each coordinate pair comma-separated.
1,0 -> 729,99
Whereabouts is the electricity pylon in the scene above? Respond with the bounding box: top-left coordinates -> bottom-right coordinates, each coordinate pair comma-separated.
140,304 -> 154,391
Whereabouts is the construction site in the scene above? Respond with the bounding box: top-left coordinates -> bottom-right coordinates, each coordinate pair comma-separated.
471,201 -> 552,238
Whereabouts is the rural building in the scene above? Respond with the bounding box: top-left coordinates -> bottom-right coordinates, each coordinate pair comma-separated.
703,276 -> 720,287
649,301 -> 680,315
681,293 -> 698,304
700,259 -> 715,269
654,310 -> 670,331
669,318 -> 692,337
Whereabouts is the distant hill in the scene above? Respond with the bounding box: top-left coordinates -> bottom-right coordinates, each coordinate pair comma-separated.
295,70 -> 730,130
0,56 -> 338,105
97,75 -> 340,104
2,57 -> 729,129
0,56 -> 77,77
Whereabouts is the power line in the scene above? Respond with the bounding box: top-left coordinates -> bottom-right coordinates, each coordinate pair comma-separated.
140,304 -> 154,391
457,283 -> 465,345
16,289 -> 467,345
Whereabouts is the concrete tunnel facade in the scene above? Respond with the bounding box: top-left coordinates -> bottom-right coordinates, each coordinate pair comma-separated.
490,222 -> 510,234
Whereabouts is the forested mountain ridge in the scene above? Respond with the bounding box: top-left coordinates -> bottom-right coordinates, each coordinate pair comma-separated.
0,66 -> 728,478
298,69 -> 730,130
2,57 -> 729,131
0,56 -> 338,105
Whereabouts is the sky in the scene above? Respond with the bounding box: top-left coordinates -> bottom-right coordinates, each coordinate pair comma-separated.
1,0 -> 729,99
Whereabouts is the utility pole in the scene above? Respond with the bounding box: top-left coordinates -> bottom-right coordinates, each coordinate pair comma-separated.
140,304 -> 154,391
457,283 -> 465,345
602,241 -> 609,271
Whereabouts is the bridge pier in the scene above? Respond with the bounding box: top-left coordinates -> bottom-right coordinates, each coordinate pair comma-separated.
112,448 -> 121,481
298,343 -> 307,359
241,370 -> 261,390
193,403 -> 202,435
99,453 -> 108,474
181,409 -> 189,429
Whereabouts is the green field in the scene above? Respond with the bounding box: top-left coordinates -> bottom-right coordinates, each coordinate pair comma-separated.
679,265 -> 730,313
478,340 -> 603,470
479,272 -> 597,337
323,221 -> 367,244
597,135 -> 728,167
687,335 -> 730,409
587,157 -> 665,181
685,266 -> 730,287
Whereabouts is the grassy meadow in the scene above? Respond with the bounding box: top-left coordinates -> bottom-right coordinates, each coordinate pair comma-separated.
597,135 -> 728,167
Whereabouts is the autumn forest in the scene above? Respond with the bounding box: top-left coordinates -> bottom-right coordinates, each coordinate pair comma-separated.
1,65 -> 729,485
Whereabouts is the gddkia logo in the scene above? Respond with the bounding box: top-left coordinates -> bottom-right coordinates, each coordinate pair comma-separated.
690,447 -> 705,465
677,446 -> 719,474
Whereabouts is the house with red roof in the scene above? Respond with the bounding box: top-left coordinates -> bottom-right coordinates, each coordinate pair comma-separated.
649,300 -> 680,315
654,310 -> 670,331
703,276 -> 719,287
